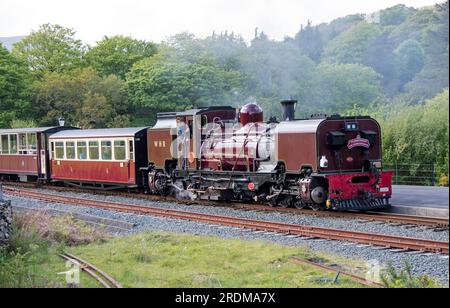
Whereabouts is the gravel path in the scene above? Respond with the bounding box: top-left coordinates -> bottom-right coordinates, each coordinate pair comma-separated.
30,188 -> 450,242
7,193 -> 449,286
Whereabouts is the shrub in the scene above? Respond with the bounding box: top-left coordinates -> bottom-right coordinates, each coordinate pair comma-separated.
381,261 -> 439,288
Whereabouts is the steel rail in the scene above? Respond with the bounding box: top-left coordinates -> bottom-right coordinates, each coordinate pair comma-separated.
289,256 -> 385,288
1,181 -> 447,229
5,187 -> 449,254
60,252 -> 122,288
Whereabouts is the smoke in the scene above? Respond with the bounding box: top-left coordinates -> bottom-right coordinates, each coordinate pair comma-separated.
170,184 -> 197,201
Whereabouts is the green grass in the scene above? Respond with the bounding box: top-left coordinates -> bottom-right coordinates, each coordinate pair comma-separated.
68,232 -> 366,288
0,211 -> 108,288
3,211 -> 441,288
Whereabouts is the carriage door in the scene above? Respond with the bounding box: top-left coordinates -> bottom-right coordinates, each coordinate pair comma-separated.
40,135 -> 47,178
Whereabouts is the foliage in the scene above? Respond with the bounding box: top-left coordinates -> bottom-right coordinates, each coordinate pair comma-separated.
9,118 -> 38,129
308,63 -> 383,114
0,44 -> 33,128
0,211 -> 106,288
12,24 -> 85,76
85,35 -> 157,79
126,52 -> 244,124
379,89 -> 449,180
381,261 -> 439,288
32,68 -> 130,128
323,22 -> 382,65
295,21 -> 324,61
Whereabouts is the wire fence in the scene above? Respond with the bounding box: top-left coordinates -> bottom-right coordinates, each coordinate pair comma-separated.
383,163 -> 439,186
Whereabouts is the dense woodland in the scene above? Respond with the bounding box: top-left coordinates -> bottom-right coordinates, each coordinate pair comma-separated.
0,2 -> 448,182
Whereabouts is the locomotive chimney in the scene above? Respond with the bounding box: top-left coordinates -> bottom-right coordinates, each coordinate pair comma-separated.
280,100 -> 297,121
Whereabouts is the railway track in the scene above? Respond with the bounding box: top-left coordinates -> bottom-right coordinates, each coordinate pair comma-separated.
59,252 -> 122,288
1,181 -> 448,229
4,186 -> 449,254
288,256 -> 384,288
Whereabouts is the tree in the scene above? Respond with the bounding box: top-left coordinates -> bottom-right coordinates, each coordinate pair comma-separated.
380,89 -> 449,182
0,44 -> 32,128
323,22 -> 382,64
240,38 -> 316,117
32,68 -> 130,128
126,53 -> 244,124
380,4 -> 416,26
295,21 -> 324,61
309,63 -> 383,114
394,39 -> 425,84
85,36 -> 157,79
12,24 -> 85,76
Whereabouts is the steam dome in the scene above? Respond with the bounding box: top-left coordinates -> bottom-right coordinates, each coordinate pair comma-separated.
240,103 -> 264,126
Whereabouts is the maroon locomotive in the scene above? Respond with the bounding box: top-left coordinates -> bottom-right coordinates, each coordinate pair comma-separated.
147,100 -> 393,211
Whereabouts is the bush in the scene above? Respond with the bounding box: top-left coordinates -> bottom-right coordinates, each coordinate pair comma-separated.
381,261 -> 439,288
0,211 -> 109,287
439,175 -> 449,187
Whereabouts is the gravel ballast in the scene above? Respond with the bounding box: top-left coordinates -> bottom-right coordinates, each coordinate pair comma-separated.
30,188 -> 450,242
6,191 -> 449,285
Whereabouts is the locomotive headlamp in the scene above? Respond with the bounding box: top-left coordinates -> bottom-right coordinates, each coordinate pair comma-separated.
248,182 -> 256,191
58,117 -> 65,127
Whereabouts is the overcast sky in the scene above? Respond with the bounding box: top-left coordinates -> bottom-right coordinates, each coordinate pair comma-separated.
0,0 -> 440,44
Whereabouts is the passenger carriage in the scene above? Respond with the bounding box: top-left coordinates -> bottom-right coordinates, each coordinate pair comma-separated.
48,128 -> 149,189
0,127 -> 70,182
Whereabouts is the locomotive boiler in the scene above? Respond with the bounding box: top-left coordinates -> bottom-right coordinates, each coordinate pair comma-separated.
147,100 -> 393,211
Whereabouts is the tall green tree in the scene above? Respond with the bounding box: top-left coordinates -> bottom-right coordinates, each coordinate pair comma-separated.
12,24 -> 85,76
309,63 -> 383,114
0,44 -> 32,128
295,20 -> 324,61
85,36 -> 157,79
32,68 -> 130,128
381,89 -> 449,181
126,53 -> 244,124
323,22 -> 382,64
394,39 -> 425,84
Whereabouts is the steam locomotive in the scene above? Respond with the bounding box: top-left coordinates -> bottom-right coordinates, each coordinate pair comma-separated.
0,100 -> 392,211
147,100 -> 393,211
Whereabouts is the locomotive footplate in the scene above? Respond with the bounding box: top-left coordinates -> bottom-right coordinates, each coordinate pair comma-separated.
332,197 -> 390,211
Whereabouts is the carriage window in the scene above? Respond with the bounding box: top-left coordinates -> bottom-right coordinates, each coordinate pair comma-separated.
1,135 -> 9,154
77,141 -> 87,160
66,141 -> 75,159
55,142 -> 64,159
129,140 -> 134,161
18,134 -> 27,154
114,140 -> 126,161
89,141 -> 99,160
27,133 -> 37,153
101,141 -> 112,160
9,135 -> 18,154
